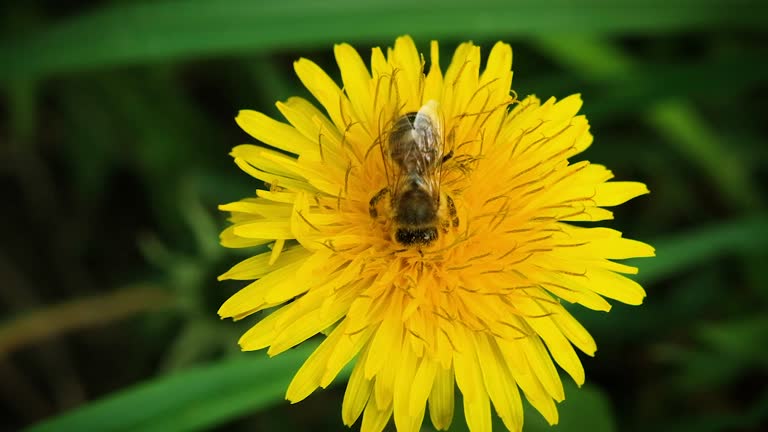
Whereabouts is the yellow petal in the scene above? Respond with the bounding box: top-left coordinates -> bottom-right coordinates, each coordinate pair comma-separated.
556,226 -> 655,260
550,94 -> 583,124
453,329 -> 492,432
335,43 -> 373,129
480,41 -> 513,89
450,44 -> 481,118
233,219 -> 293,239
237,306 -> 292,351
539,272 -> 613,312
393,346 -> 419,432
219,225 -> 271,248
277,97 -> 341,144
218,258 -> 305,319
342,347 -> 373,426
422,40 -> 443,104
361,396 -> 392,432
391,35 -> 422,112
475,334 -> 523,432
478,41 -> 514,136
409,357 -> 438,420
286,323 -> 347,403
498,337 -> 559,425
218,246 -> 309,281
276,97 -> 348,169
231,144 -> 306,179
256,189 -> 296,203
518,296 -> 586,385
268,279 -> 358,356
595,181 -> 650,206
549,303 -> 597,356
365,294 -> 403,379
219,199 -> 292,218
268,239 -> 285,265
293,58 -> 346,129
373,343 -> 398,410
521,334 -> 564,401
321,323 -> 373,388
235,111 -> 317,157
587,269 -> 647,305
561,206 -> 614,222
428,364 -> 455,430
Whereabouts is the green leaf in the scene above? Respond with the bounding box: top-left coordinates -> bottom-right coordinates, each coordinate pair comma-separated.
630,215 -> 768,285
448,380 -> 616,432
524,381 -> 616,432
647,101 -> 762,211
570,217 -> 768,341
534,36 -> 763,211
519,53 -> 768,129
2,0 -> 766,82
656,316 -> 768,391
26,340 -> 342,432
646,389 -> 768,432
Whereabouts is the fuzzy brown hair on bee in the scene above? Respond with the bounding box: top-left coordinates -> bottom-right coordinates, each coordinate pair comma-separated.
369,101 -> 459,247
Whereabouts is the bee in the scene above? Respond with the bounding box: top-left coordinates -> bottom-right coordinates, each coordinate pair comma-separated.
369,100 -> 459,246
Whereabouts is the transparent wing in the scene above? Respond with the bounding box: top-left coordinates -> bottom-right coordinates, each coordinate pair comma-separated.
413,99 -> 443,169
413,100 -> 445,200
379,100 -> 446,204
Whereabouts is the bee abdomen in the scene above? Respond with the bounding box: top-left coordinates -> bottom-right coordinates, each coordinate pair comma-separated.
395,226 -> 438,245
394,187 -> 437,225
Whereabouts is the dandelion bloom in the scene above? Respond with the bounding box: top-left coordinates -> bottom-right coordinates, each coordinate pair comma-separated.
218,36 -> 653,432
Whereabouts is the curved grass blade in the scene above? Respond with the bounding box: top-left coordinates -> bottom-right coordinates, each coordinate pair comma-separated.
630,215 -> 768,285
534,36 -> 764,211
1,0 -> 766,82
26,340 -> 342,432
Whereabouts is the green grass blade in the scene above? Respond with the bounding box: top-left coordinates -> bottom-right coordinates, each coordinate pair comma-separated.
534,36 -> 763,211
520,52 -> 768,123
646,101 -> 762,211
630,215 -> 768,285
2,0 -> 766,82
524,382 -> 616,432
451,381 -> 616,432
569,216 -> 768,341
25,340 -> 341,432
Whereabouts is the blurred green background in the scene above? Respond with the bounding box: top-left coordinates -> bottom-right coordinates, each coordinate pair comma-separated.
1,1 -> 767,431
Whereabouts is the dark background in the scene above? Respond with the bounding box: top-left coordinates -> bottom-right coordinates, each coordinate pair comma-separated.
1,1 -> 767,431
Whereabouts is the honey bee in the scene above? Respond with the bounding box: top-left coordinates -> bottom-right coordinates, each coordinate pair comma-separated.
369,100 -> 459,246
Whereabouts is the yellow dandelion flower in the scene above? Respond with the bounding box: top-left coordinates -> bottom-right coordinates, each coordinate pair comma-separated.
218,36 -> 654,432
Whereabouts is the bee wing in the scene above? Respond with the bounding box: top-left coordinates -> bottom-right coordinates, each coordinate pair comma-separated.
413,100 -> 445,199
413,100 -> 443,163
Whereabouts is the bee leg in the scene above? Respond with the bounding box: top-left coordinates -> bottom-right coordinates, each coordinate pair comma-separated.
369,187 -> 390,218
441,149 -> 454,163
446,194 -> 459,228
